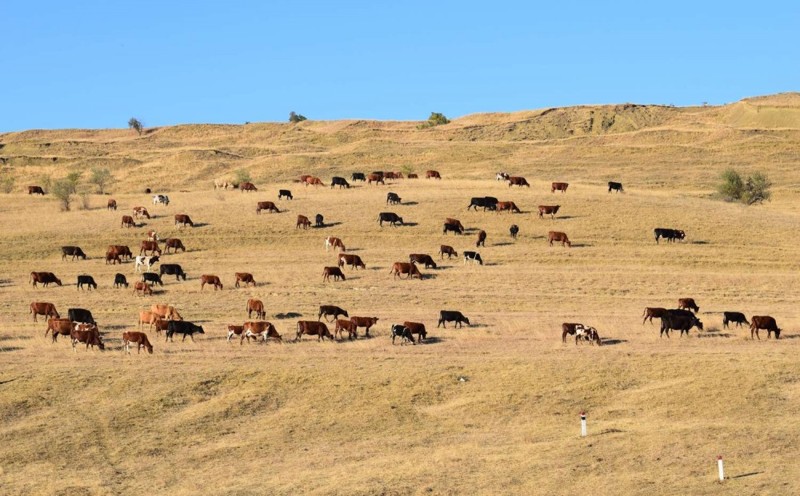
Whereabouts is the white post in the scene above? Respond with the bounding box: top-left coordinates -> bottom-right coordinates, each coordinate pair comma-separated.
717,455 -> 724,481
580,411 -> 587,437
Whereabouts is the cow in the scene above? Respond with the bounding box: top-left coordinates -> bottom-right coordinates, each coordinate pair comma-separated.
121,215 -> 136,228
163,238 -> 186,254
166,321 -> 205,342
608,181 -> 624,193
68,308 -> 95,325
30,272 -> 62,288
561,323 -> 602,345
334,319 -> 357,340
642,307 -> 668,325
496,201 -> 521,213
138,311 -> 162,332
402,321 -> 427,342
135,255 -> 160,273
386,192 -> 401,205
133,207 -> 151,219
107,199 -> 117,210
295,321 -> 333,341
278,189 -> 293,200
409,254 -> 437,269
407,173 -> 418,179
151,304 -> 182,321
256,201 -> 280,214
660,310 -> 703,338
133,281 -> 154,296
338,253 -> 366,270
214,178 -> 235,190
750,316 -> 781,340
141,272 -> 164,287
247,299 -> 266,319
548,231 -> 571,248
139,241 -> 161,256
463,251 -> 483,265
367,173 -> 385,185
298,175 -> 312,183
378,212 -> 404,227
45,318 -> 72,341
304,176 -> 324,187
538,205 -> 560,219
496,172 -> 510,181
426,170 -> 441,179
30,302 -> 59,322
476,230 -> 486,247
319,305 -> 348,322
28,185 -> 46,195
391,324 -> 415,345
235,272 -> 256,288
723,312 -> 750,329
242,321 -> 282,343
325,236 -> 346,252
70,324 -> 105,352
61,246 -> 87,261
551,182 -> 569,193
440,245 -> 457,259
315,214 -> 324,227
390,262 -> 422,279
384,172 -> 403,180
351,172 -> 366,182
146,230 -> 160,242
107,245 -> 133,261
349,316 -> 379,337
296,215 -> 312,229
678,298 -> 699,313
152,194 -> 170,205
226,324 -> 245,343
331,176 -> 350,189
467,197 -> 498,211
160,264 -> 187,281
510,224 -> 519,239
438,310 -> 469,328
113,273 -> 129,288
507,176 -> 530,187
323,266 -> 346,282
239,182 -> 258,192
654,228 -> 685,244
106,251 -> 122,265
200,275 -> 223,290
445,218 -> 465,232
77,275 -> 98,290
151,317 -> 169,335
443,223 -> 463,235
174,214 -> 194,227
122,331 -> 153,354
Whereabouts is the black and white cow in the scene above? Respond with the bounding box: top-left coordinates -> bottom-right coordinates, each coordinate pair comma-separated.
438,310 -> 470,328
135,255 -> 160,273
378,212 -> 404,227
141,272 -> 164,287
166,321 -> 205,342
575,325 -> 602,345
463,251 -> 483,265
160,264 -> 187,281
153,194 -> 170,206
77,275 -> 98,290
391,324 -> 415,345
113,273 -> 129,288
496,172 -> 510,181
279,189 -> 293,200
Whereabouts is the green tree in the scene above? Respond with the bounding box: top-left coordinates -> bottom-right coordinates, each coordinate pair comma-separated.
128,117 -> 144,135
289,111 -> 308,123
717,168 -> 744,202
417,112 -> 451,129
51,179 -> 75,211
89,167 -> 114,194
235,168 -> 252,185
717,168 -> 772,205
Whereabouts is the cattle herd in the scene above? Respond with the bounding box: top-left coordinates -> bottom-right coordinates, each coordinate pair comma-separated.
22,171 -> 788,356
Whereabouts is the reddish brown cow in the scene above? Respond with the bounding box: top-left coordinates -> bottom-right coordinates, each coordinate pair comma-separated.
440,245 -> 457,259
507,176 -> 530,187
295,321 -> 333,341
367,173 -> 385,185
133,206 -> 151,219
349,316 -> 379,337
235,272 -> 256,288
323,266 -> 346,282
304,176 -> 324,187
476,230 -> 487,247
256,201 -> 280,214
247,299 -> 266,319
496,201 -> 521,213
409,254 -> 437,269
551,182 -> 569,193
678,298 -> 699,313
122,331 -> 153,354
407,173 -> 418,179
538,205 -> 560,219
107,199 -> 117,210
338,253 -> 366,270
30,302 -> 59,322
426,170 -> 441,179
107,245 -> 133,260
226,324 -> 245,342
239,182 -> 258,192
164,238 -> 186,253
30,272 -> 62,288
70,325 -> 104,351
390,262 -> 422,279
299,174 -> 312,183
138,311 -> 160,331
750,316 -> 781,340
28,185 -> 46,195
45,318 -> 74,342
133,281 -> 153,296
200,275 -> 223,290
642,307 -> 669,325
296,215 -> 312,229
403,321 -> 428,342
140,240 -> 162,256
325,236 -> 346,252
174,214 -> 194,227
105,252 -> 121,265
334,319 -> 358,340
146,230 -> 159,241
548,231 -> 571,248
121,215 -> 136,228
242,321 -> 282,343
445,218 -> 464,232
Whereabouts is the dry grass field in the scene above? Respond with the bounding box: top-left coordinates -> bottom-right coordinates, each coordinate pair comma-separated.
1,95 -> 800,495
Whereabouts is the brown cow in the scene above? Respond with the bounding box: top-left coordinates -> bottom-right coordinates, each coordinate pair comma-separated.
121,215 -> 136,228
146,230 -> 159,242
538,205 -> 560,219
122,331 -> 153,354
403,321 -> 428,342
151,318 -> 169,335
107,199 -> 117,210
750,316 -> 781,340
295,321 -> 333,341
107,245 -> 133,260
426,170 -> 441,179
30,272 -> 62,288
349,316 -> 379,337
390,262 -> 422,279
551,182 -> 569,193
45,318 -> 74,342
140,240 -> 162,256
304,176 -> 324,187
476,230 -> 487,247
367,173 -> 385,185
384,171 -> 403,179
242,321 -> 282,343
247,299 -> 266,319
642,307 -> 669,325
323,266 -> 346,282
151,304 -> 183,321
296,215 -> 312,229
678,298 -> 699,313
226,324 -> 245,342
240,182 -> 258,192
445,218 -> 465,232
133,281 -> 153,296
324,236 -> 346,252
256,201 -> 280,214
164,238 -> 186,253
507,176 -> 530,187
338,253 -> 366,270
105,251 -> 121,265
409,254 -> 437,269
200,275 -> 223,290
334,319 -> 358,340
138,310 -> 161,331
30,302 -> 59,322
440,245 -> 457,259
133,206 -> 151,219
235,272 -> 256,288
175,214 -> 194,227
548,231 -> 571,248
496,201 -> 521,213
70,325 -> 104,351
28,185 -> 46,195
407,173 -> 418,179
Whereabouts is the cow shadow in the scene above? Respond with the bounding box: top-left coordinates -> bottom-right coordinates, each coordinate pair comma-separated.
493,242 -> 513,247
570,243 -> 593,248
691,240 -> 710,245
0,279 -> 12,288
0,335 -> 30,341
402,222 -> 419,227
780,334 -> 800,340
274,312 -> 303,319
482,262 -> 501,266
421,273 -> 438,280
191,222 -> 210,228
314,222 -> 343,229
401,201 -> 419,206
0,346 -> 23,353
102,324 -> 128,331
557,215 -> 582,220
600,338 -> 627,346
420,336 -> 444,344
697,332 -> 732,338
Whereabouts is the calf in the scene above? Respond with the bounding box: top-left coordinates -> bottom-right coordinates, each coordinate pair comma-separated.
723,311 -> 749,329
334,319 -> 357,340
507,176 -> 530,187
496,201 -> 521,213
325,236 -> 346,252
174,214 -> 194,227
166,321 -> 205,342
303,176 -> 324,187
338,253 -> 366,270
391,324 -> 415,345
463,251 -> 483,265
538,205 -> 560,219
152,194 -> 170,205
496,172 -> 510,181
76,275 -> 98,290
70,324 -> 105,351
608,181 -> 624,193
319,305 -> 348,322
642,307 -> 668,325
61,246 -> 87,261
551,182 -> 569,193
440,245 -> 457,259
256,201 -> 280,214
378,212 -> 404,227
438,310 -> 469,328
443,222 -> 463,235
407,173 -> 418,179
750,316 -> 781,340
107,199 -> 117,210
240,182 -> 258,192
476,230 -> 486,247
279,189 -> 293,200
678,298 -> 699,313
133,207 -> 151,219
200,275 -> 223,290
409,254 -> 437,269
151,304 -> 182,321
349,316 -> 379,337
296,215 -> 312,229
390,262 -> 422,279
548,231 -> 571,248
247,299 -> 266,320
226,324 -> 245,343
235,272 -> 256,288
133,281 -> 153,296
509,224 -> 519,239
106,251 -> 122,265
323,266 -> 346,282
160,264 -> 187,281
113,273 -> 129,288
295,321 -> 333,342
561,323 -> 602,345
138,310 -> 162,332
122,331 -> 153,354
141,272 -> 164,287
331,176 -> 350,189
425,170 -> 441,179
28,185 -> 46,195
140,241 -> 162,256
386,192 -> 402,205
121,215 -> 136,228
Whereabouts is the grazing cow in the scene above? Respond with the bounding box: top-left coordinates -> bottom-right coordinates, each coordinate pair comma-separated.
135,255 -> 160,273
106,252 -> 121,265
386,192 -> 401,205
239,182 -> 258,192
561,323 -> 602,345
295,321 -> 333,342
443,223 -> 463,235
548,231 -> 571,248
133,207 -> 151,219
174,214 -> 194,227
45,318 -> 74,342
338,253 -> 366,270
68,308 -> 95,325
654,228 -> 685,244
496,172 -> 510,181
367,173 -> 385,185
226,324 -> 245,343
214,178 -> 234,190
390,262 -> 422,279
351,172 -> 366,182
150,318 -> 169,335
660,310 -> 703,338
138,310 -> 162,332
121,215 -> 136,228
608,181 -> 624,193
723,312 -> 750,329
303,176 -> 324,187
139,240 -> 162,256
152,194 -> 170,205
28,185 -> 46,195
331,176 -> 350,189
678,298 -> 699,313
315,214 -> 324,227
61,246 -> 87,261
750,316 -> 781,340
122,331 -> 153,354
409,254 -> 437,269
467,197 -> 498,211
166,321 -> 205,342
551,182 -> 569,193
200,274 -> 223,290
141,272 -> 164,287
538,205 -> 560,219
391,324 -> 415,345
438,310 -> 469,328
279,189 -> 293,200
476,230 -> 486,247
507,176 -> 530,187
325,236 -> 346,252
160,264 -> 187,281
334,319 -> 358,340
163,238 -> 186,254
133,281 -> 154,296
76,275 -> 98,290
70,324 -> 104,351
30,272 -> 62,288
496,201 -> 521,213
319,305 -> 348,322
107,245 -> 133,261
440,245 -> 457,259
296,215 -> 312,229
384,172 -> 403,180
445,218 -> 465,232
242,321 -> 282,343
322,266 -> 346,282
642,307 -> 668,325
113,273 -> 129,288
426,170 -> 441,179
349,316 -> 379,337
403,321 -> 428,342
107,199 -> 117,210
378,212 -> 404,227
151,304 -> 182,321
407,173 -> 418,179
247,299 -> 266,319
146,230 -> 159,242
463,251 -> 483,265
30,302 -> 59,322
509,224 -> 519,239
298,175 -> 312,183
235,272 -> 256,288
256,201 -> 280,214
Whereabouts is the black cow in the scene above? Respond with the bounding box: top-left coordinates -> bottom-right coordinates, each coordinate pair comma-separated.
660,310 -> 703,338
319,305 -> 348,322
351,172 -> 366,182
467,197 -> 498,211
378,212 -> 404,227
279,189 -> 293,200
386,192 -> 401,205
160,264 -> 187,281
166,321 -> 205,342
68,308 -> 96,325
315,214 -> 324,227
113,273 -> 129,288
654,228 -> 685,244
510,224 -> 519,239
438,310 -> 470,328
76,275 -> 97,290
723,312 -> 750,329
61,246 -> 87,261
463,251 -> 483,265
443,222 -> 463,235
608,181 -> 624,193
391,324 -> 415,345
331,177 -> 350,189
141,272 -> 164,287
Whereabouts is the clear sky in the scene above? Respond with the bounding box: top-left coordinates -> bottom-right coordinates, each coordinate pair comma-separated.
2,1 -> 797,132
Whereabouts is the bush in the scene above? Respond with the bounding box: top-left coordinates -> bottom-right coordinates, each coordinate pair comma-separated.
417,112 -> 451,129
289,112 -> 307,123
128,118 -> 144,135
89,167 -> 114,194
717,168 -> 772,205
0,175 -> 14,193
51,179 -> 75,211
235,169 -> 252,184
718,169 -> 744,201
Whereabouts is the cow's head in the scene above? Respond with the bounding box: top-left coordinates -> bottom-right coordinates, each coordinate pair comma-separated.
197,326 -> 205,334
54,278 -> 62,286
462,317 -> 471,326
694,318 -> 704,331
97,337 -> 106,350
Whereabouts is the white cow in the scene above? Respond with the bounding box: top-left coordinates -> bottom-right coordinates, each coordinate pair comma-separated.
135,255 -> 160,273
574,324 -> 602,346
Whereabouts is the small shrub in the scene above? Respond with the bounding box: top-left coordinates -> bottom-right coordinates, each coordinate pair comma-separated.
289,112 -> 307,123
718,168 -> 744,202
51,179 -> 74,211
417,112 -> 450,129
717,168 -> 772,205
235,169 -> 252,184
128,118 -> 144,135
89,167 -> 114,194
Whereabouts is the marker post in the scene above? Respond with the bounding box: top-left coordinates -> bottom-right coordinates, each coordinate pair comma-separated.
580,411 -> 587,437
717,455 -> 725,482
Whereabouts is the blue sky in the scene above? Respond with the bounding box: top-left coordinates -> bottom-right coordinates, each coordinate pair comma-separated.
2,1 -> 797,132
